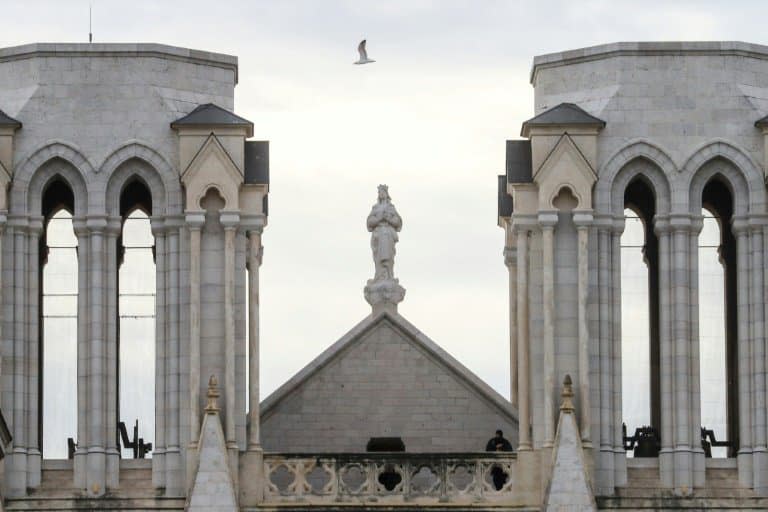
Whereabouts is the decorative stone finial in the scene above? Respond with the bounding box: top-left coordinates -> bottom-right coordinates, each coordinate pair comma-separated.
206,375 -> 220,414
364,185 -> 405,312
560,374 -> 575,412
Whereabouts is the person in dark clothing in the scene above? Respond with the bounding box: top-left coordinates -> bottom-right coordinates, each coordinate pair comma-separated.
485,430 -> 513,490
486,430 -> 513,452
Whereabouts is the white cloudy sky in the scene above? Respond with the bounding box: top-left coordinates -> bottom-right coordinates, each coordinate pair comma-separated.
0,1 -> 764,435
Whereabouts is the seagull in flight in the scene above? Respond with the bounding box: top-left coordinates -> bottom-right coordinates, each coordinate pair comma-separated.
354,39 -> 376,65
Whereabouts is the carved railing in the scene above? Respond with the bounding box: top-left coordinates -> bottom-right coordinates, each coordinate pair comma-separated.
263,452 -> 516,506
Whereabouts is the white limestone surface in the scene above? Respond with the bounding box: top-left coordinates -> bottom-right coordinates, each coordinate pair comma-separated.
187,411 -> 238,512
544,409 -> 596,512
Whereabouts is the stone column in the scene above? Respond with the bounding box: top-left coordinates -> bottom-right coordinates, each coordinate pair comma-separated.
516,226 -> 531,451
595,221 -> 614,493
750,219 -> 767,493
504,242 -> 518,409
166,217 -> 183,495
221,212 -> 240,484
247,228 -> 263,450
734,219 -> 753,488
185,212 -> 205,491
654,218 -> 674,486
87,215 -> 108,497
689,216 -> 705,488
26,217 -> 42,490
73,218 -> 89,490
105,218 -> 121,490
151,220 -> 167,489
610,221 -> 626,486
574,212 -> 592,448
539,213 -> 557,449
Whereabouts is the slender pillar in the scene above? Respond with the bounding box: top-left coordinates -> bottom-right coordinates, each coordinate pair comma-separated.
26,219 -> 42,489
610,223 -> 626,485
516,227 -> 531,451
504,241 -> 518,409
105,219 -> 120,489
185,212 -> 204,490
247,228 -> 263,449
751,221 -> 767,493
10,219 -> 28,495
151,221 -> 167,489
73,219 -> 88,490
734,220 -> 753,487
87,216 -> 107,496
221,212 -> 240,489
596,224 -> 614,492
166,219 -> 183,494
689,217 -> 705,488
655,220 -> 674,486
540,214 -> 557,448
574,212 -> 592,446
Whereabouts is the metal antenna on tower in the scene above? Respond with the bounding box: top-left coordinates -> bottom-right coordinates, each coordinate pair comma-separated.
89,2 -> 93,43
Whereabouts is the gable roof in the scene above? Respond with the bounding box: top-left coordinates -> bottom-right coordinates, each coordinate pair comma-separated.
171,103 -> 253,137
521,102 -> 605,136
0,109 -> 21,129
755,114 -> 768,128
260,311 -> 518,424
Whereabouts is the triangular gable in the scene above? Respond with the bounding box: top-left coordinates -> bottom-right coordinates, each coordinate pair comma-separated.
187,407 -> 238,511
534,133 -> 597,210
260,311 -> 518,424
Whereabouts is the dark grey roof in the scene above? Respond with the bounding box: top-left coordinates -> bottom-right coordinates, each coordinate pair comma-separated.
506,140 -> 532,183
171,103 -> 253,136
244,140 -> 269,185
0,109 -> 21,129
521,102 -> 605,136
497,175 -> 513,218
755,114 -> 768,127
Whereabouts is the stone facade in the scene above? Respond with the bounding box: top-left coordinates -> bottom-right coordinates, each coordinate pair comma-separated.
261,312 -> 518,453
0,43 -> 268,508
499,41 -> 768,508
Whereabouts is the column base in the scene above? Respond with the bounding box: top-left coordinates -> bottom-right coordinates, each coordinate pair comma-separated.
239,448 -> 264,507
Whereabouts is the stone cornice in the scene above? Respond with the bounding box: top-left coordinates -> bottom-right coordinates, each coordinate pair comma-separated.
531,41 -> 768,84
0,43 -> 239,83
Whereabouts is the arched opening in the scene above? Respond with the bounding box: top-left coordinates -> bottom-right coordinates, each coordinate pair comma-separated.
621,177 -> 661,456
41,178 -> 78,459
699,178 -> 736,458
117,179 -> 155,457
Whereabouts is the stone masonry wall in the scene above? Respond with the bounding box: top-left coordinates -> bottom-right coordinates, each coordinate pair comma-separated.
261,321 -> 517,453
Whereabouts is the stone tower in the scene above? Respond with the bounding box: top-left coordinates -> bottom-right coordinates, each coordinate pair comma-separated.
499,41 -> 768,502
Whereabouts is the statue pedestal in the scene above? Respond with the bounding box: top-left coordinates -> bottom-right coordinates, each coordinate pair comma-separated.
364,278 -> 405,314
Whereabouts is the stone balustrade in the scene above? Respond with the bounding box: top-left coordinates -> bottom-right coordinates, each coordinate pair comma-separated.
263,452 -> 517,506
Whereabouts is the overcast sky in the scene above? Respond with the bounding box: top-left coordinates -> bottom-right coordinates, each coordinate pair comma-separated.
1,0 -> 765,409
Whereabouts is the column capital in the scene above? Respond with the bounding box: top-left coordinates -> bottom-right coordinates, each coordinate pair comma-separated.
220,211 -> 241,230
732,216 -> 750,235
749,214 -> 768,230
85,215 -> 109,233
573,210 -> 594,228
538,210 -> 558,228
27,216 -> 44,236
185,211 -> 206,230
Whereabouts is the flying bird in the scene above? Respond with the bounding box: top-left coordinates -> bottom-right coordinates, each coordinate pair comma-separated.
354,39 -> 376,65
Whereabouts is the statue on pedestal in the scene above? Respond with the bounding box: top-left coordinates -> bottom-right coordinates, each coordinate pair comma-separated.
364,185 -> 405,311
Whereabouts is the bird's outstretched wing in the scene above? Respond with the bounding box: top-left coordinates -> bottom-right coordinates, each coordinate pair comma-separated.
358,39 -> 368,60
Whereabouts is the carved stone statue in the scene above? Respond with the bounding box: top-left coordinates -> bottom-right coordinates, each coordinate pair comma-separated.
364,185 -> 405,311
367,184 -> 402,281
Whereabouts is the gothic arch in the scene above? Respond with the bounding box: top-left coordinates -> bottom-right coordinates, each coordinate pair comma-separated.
11,142 -> 91,216
683,140 -> 764,216
99,142 -> 182,216
595,140 -> 676,216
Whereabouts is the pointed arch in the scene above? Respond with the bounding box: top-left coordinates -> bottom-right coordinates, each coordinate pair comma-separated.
684,140 -> 763,216
595,140 -> 676,215
99,142 -> 182,216
11,142 -> 90,216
